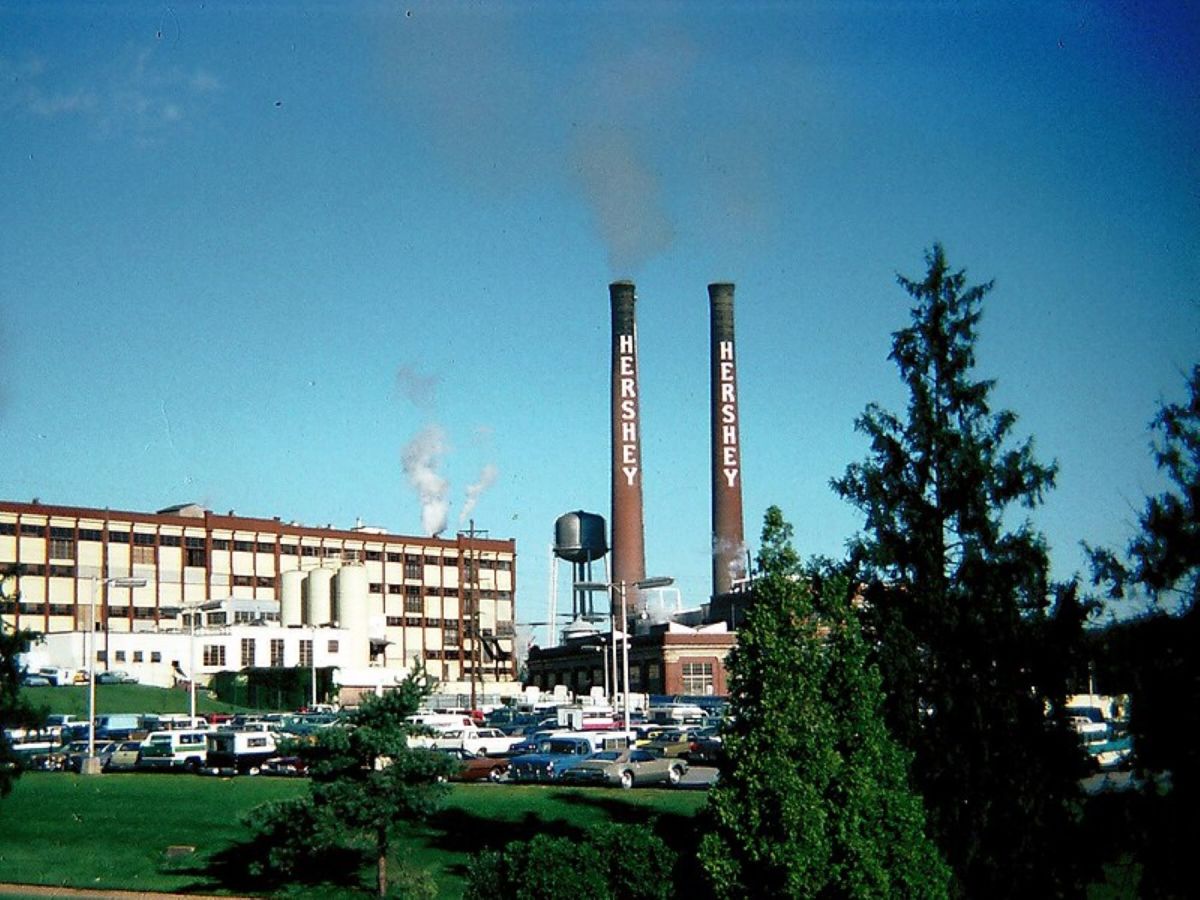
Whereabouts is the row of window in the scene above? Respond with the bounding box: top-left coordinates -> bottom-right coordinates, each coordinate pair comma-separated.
3,524 -> 511,569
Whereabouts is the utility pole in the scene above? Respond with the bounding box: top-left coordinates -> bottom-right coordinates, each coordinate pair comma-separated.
460,520 -> 488,713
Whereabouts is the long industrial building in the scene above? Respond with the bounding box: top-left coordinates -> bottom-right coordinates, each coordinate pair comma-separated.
0,499 -> 518,699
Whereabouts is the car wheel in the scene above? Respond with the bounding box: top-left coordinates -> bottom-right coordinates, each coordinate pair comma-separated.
620,770 -> 634,790
488,766 -> 505,783
248,766 -> 261,777
668,765 -> 683,786
186,757 -> 201,773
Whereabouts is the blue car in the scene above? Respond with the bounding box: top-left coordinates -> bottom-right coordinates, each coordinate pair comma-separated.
508,736 -> 594,783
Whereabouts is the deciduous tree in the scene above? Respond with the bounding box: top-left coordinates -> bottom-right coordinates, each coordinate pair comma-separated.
698,507 -> 948,898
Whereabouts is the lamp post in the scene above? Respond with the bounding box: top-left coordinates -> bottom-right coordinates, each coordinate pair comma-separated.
84,576 -> 146,776
576,576 -> 674,740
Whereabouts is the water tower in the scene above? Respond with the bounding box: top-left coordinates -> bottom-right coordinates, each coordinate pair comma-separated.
550,511 -> 608,644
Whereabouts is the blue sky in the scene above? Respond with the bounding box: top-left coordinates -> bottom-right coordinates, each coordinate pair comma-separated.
2,2 -> 1197,642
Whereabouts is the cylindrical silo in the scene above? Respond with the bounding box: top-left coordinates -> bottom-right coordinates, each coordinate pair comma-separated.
334,564 -> 369,633
610,281 -> 647,613
281,569 -> 305,626
709,282 -> 746,597
304,567 -> 335,626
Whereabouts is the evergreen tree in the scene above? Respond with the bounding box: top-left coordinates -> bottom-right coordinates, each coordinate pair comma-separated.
1,566 -> 45,798
832,245 -> 1086,897
246,670 -> 457,897
698,506 -> 948,899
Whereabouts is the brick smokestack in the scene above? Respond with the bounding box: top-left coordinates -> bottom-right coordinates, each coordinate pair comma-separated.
611,281 -> 647,611
710,282 -> 746,597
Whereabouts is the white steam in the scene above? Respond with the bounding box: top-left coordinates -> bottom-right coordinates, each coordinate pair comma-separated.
460,463 -> 499,526
402,425 -> 450,537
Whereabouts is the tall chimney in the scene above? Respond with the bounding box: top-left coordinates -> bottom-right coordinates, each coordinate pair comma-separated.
710,282 -> 745,597
611,281 -> 647,610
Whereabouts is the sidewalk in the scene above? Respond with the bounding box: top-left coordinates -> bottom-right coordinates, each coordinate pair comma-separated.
0,885 -> 255,899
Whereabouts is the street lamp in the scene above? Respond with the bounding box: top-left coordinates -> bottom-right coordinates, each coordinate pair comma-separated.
575,576 -> 675,738
84,576 -> 146,776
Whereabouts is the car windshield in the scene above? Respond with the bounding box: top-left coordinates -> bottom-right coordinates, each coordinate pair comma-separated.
592,750 -> 623,761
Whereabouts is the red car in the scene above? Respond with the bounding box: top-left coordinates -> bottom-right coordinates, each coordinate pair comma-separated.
430,747 -> 509,782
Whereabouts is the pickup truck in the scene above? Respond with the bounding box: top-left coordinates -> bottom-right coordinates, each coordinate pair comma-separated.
508,735 -> 595,782
411,726 -> 523,757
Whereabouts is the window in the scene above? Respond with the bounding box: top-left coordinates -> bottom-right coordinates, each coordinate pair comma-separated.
0,522 -> 14,535
404,557 -> 421,579
96,650 -> 107,662
159,534 -> 181,547
203,644 -> 227,666
132,545 -> 156,565
386,552 -> 402,563
133,607 -> 155,620
256,541 -> 274,553
48,603 -> 73,616
185,548 -> 206,568
232,575 -> 253,587
369,583 -> 383,594
207,612 -> 227,625
108,530 -> 129,543
405,616 -> 423,628
327,640 -> 339,654
151,652 -> 162,663
115,651 -> 126,662
299,640 -> 313,667
233,540 -> 253,552
444,624 -> 459,647
386,616 -> 402,627
20,523 -> 43,536
211,538 -> 230,551
681,662 -> 714,695
256,576 -> 274,588
365,550 -> 382,561
301,546 -> 318,557
133,532 -> 155,546
48,564 -> 74,577
270,639 -> 284,667
240,638 -> 255,667
387,584 -> 402,595
49,528 -> 75,559
78,528 -> 102,542
133,651 -> 143,662
404,587 -> 422,613
281,543 -> 298,556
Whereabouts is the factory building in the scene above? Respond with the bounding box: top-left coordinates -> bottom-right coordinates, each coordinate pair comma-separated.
0,500 -> 518,700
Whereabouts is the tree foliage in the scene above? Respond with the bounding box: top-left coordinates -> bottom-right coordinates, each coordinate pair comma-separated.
831,245 -> 1087,897
698,506 -> 948,899
1088,363 -> 1200,613
1,565 -> 46,798
246,670 -> 456,898
464,823 -> 676,900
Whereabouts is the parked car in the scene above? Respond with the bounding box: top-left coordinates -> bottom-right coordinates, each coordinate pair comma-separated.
413,726 -> 524,757
261,755 -> 308,777
686,728 -> 724,766
508,736 -> 595,783
559,748 -> 688,789
63,741 -> 119,773
20,673 -> 51,687
430,747 -> 510,782
641,728 -> 695,758
104,740 -> 144,772
205,730 -> 278,775
96,670 -> 138,684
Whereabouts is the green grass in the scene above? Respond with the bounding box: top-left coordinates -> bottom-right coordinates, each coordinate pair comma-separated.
0,772 -> 708,898
20,683 -> 255,718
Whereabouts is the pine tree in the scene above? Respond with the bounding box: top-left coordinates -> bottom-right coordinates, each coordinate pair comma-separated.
698,506 -> 948,899
832,245 -> 1086,897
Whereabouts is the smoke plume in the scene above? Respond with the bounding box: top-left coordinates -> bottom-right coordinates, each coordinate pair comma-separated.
459,462 -> 498,526
402,424 -> 450,536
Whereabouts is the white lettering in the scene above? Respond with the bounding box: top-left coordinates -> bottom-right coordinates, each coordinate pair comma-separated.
721,405 -> 737,427
619,334 -> 635,354
621,377 -> 636,399
623,466 -> 638,485
721,383 -> 735,403
720,340 -> 734,361
622,444 -> 638,465
723,467 -> 739,488
621,399 -> 636,420
723,446 -> 738,467
621,421 -> 637,442
620,356 -> 634,376
720,361 -> 735,381
723,423 -> 738,445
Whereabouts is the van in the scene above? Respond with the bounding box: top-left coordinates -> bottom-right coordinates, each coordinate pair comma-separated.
206,730 -> 278,775
405,713 -> 474,733
94,713 -> 144,741
138,729 -> 211,770
36,667 -> 73,686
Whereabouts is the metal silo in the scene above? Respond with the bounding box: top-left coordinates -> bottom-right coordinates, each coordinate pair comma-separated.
304,567 -> 335,627
281,569 -> 305,626
554,511 -> 608,563
334,564 -> 369,633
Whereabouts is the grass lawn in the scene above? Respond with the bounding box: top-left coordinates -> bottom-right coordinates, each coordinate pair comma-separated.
0,772 -> 708,898
20,683 -> 252,718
